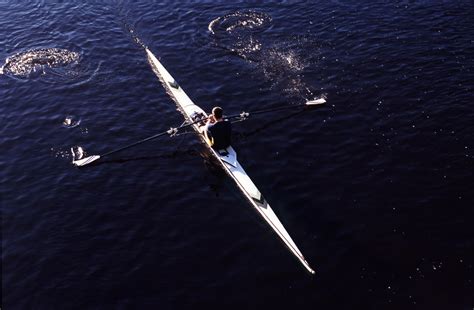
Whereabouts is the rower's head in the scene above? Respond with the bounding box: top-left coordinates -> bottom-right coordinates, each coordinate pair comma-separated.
212,106 -> 223,120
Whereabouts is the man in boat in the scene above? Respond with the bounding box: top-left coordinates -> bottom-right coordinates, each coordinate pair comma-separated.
203,106 -> 232,150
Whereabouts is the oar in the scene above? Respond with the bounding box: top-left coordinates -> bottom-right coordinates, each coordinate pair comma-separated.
73,98 -> 326,167
72,118 -> 207,167
226,98 -> 326,120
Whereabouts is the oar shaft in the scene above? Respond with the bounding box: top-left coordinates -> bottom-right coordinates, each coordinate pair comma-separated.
225,102 -> 320,120
101,116 -> 210,158
243,104 -> 304,116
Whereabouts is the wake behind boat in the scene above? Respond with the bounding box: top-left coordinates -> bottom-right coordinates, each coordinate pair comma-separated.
145,48 -> 315,274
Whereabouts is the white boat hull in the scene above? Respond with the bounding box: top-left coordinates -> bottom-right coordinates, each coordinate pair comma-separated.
146,48 -> 315,274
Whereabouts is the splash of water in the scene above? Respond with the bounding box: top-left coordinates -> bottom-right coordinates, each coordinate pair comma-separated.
71,146 -> 85,161
263,48 -> 308,74
258,45 -> 313,98
51,147 -> 72,159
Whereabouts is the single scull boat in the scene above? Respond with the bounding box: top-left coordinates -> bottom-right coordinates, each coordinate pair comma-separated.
145,48 -> 315,274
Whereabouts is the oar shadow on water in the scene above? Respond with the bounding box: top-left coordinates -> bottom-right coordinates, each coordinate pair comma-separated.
83,147 -> 200,167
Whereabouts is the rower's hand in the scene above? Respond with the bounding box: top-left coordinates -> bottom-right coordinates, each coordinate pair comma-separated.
208,115 -> 216,124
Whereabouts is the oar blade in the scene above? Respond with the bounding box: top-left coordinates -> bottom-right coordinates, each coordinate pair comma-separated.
305,98 -> 326,105
72,155 -> 101,167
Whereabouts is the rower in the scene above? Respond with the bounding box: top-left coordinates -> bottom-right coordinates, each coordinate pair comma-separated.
203,106 -> 232,150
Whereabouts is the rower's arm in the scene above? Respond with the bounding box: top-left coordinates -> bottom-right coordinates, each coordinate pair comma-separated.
203,123 -> 214,146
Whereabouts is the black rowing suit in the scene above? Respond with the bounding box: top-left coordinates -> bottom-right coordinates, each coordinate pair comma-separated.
207,120 -> 232,150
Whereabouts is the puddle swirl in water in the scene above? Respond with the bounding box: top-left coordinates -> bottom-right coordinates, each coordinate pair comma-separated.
62,115 -> 81,128
1,48 -> 80,79
208,11 -> 273,64
208,11 -> 272,35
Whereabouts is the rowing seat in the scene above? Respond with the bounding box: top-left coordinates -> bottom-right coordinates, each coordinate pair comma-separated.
217,147 -> 237,167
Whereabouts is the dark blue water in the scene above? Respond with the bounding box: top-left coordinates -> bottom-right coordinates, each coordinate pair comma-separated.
2,1 -> 473,309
